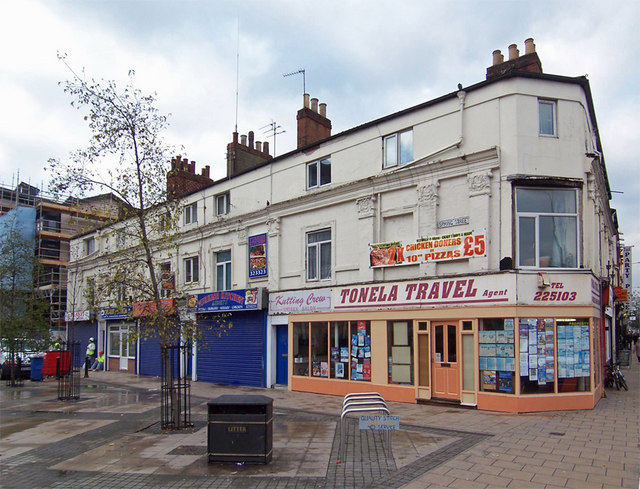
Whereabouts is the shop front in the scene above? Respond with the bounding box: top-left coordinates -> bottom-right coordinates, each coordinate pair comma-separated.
191,288 -> 268,388
289,272 -> 604,413
99,306 -> 135,373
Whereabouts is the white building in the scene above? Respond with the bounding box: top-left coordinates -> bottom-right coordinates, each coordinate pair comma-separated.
69,39 -> 620,412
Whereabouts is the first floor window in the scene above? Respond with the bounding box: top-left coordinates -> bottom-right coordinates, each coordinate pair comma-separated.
383,129 -> 413,168
307,157 -> 331,189
215,250 -> 231,290
84,237 -> 95,255
307,229 -> 331,281
516,187 -> 578,268
184,256 -> 199,284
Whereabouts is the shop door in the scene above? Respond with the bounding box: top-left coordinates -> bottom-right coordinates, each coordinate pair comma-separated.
276,325 -> 288,385
431,322 -> 460,400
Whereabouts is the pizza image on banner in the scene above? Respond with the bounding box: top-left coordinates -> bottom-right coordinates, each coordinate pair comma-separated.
369,229 -> 486,268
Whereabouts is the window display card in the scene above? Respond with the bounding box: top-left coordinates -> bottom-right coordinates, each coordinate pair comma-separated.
336,362 -> 345,378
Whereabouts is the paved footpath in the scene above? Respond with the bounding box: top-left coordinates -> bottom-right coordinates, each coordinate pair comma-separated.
0,361 -> 638,489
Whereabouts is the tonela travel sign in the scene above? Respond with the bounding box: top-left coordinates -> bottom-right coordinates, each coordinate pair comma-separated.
369,229 -> 486,267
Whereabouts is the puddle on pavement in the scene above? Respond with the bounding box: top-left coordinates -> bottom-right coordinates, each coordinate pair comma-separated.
0,417 -> 49,438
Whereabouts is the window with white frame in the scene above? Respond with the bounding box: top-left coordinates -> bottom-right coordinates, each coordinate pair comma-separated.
184,202 -> 197,225
306,229 -> 331,281
383,129 -> 413,168
183,256 -> 199,284
516,187 -> 578,268
84,237 -> 95,256
307,157 -> 331,189
215,250 -> 231,290
216,193 -> 230,216
539,99 -> 556,136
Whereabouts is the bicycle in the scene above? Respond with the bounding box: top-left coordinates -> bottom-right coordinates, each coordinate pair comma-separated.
605,361 -> 628,391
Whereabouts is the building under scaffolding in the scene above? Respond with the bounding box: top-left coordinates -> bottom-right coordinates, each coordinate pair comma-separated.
0,181 -> 121,341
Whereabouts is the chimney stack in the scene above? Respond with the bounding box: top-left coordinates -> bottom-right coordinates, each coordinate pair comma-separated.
167,156 -> 214,199
486,38 -> 542,80
297,93 -> 332,148
226,129 -> 273,178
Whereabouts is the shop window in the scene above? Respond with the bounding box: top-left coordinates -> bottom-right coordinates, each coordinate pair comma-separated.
479,318 -> 516,394
516,188 -> 578,268
311,322 -> 329,377
330,321 -> 349,379
388,321 -> 413,384
307,157 -> 331,189
293,320 -> 370,381
350,321 -> 371,381
519,318 -> 556,394
293,322 -> 310,376
556,318 -> 591,392
383,129 -> 413,168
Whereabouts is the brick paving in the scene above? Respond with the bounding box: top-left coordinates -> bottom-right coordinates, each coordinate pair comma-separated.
1,360 -> 638,488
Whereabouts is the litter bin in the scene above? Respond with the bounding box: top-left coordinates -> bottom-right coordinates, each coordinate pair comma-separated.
207,394 -> 273,464
30,356 -> 44,381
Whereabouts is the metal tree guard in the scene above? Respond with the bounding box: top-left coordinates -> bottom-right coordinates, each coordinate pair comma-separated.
58,340 -> 81,400
161,344 -> 192,430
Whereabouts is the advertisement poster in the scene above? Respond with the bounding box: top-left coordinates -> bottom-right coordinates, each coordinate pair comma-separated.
248,233 -> 267,278
369,229 -> 486,267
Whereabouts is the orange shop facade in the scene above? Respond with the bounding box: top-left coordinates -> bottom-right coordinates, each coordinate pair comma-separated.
287,272 -> 604,413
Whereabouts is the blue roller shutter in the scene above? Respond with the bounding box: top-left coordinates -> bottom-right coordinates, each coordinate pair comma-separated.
138,336 -> 162,377
196,310 -> 266,387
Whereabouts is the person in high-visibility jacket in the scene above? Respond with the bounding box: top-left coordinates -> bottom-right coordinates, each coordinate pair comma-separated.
91,351 -> 105,371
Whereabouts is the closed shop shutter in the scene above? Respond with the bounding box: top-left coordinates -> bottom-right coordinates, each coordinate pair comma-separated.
139,336 -> 162,377
196,311 -> 266,387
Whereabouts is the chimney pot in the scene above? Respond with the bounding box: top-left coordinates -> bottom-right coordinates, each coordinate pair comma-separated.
248,131 -> 254,149
319,102 -> 327,117
233,132 -> 238,143
508,43 -> 519,60
263,141 -> 269,155
256,141 -> 262,152
241,134 -> 247,146
524,38 -> 535,54
205,165 -> 210,177
303,93 -> 310,108
311,97 -> 319,112
492,49 -> 503,66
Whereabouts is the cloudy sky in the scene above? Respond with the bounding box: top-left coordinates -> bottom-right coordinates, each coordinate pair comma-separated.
1,0 -> 639,288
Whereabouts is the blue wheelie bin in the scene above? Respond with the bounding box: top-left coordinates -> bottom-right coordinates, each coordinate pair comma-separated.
30,356 -> 44,381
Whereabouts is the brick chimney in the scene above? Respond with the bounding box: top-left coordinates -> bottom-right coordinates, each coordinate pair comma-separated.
166,156 -> 213,199
297,93 -> 331,148
226,130 -> 273,178
486,38 -> 542,80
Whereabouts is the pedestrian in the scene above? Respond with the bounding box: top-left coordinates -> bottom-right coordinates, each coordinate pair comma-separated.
53,336 -> 62,350
91,351 -> 105,371
85,337 -> 96,369
633,335 -> 640,363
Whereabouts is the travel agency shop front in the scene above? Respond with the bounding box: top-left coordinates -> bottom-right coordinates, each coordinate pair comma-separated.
288,271 -> 604,413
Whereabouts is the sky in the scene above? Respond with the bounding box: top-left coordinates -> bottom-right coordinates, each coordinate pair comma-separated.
1,0 -> 639,290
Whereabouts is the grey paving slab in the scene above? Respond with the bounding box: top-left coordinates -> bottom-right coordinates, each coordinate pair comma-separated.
1,361 -> 639,488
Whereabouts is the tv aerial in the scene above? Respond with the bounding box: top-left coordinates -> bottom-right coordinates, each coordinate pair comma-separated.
283,68 -> 306,94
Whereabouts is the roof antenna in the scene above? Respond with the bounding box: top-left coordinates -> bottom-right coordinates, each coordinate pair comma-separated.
234,15 -> 240,133
283,68 -> 306,94
261,121 -> 285,157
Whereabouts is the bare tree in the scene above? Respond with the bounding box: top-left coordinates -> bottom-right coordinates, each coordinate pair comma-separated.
48,55 -> 229,427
